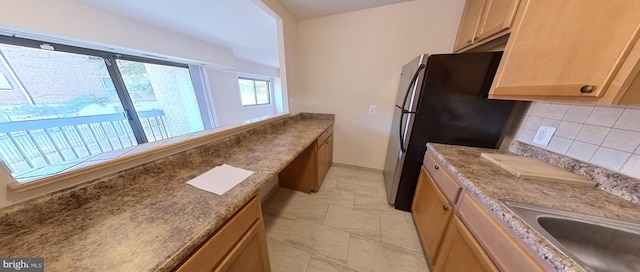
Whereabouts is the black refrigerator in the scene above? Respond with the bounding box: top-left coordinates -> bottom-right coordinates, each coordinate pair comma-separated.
383,52 -> 515,212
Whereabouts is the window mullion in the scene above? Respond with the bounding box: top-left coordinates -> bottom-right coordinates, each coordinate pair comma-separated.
104,55 -> 148,144
253,81 -> 259,106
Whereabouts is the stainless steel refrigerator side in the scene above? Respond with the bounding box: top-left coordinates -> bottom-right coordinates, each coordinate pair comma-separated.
383,106 -> 405,204
383,54 -> 428,205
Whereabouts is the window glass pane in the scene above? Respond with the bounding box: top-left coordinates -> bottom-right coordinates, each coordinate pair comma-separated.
0,43 -> 136,181
116,59 -> 204,142
255,81 -> 270,104
0,73 -> 11,89
239,79 -> 257,106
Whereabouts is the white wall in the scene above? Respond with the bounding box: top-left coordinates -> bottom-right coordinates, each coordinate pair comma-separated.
296,0 -> 466,169
209,69 -> 277,126
1,0 -> 238,68
512,102 -> 640,179
258,0 -> 299,113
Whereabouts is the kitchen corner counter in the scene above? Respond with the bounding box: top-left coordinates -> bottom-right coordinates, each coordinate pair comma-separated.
0,113 -> 334,271
426,143 -> 640,271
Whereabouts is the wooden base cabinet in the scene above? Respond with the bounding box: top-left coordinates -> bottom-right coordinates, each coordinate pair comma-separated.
279,125 -> 333,193
412,167 -> 454,264
413,152 -> 548,271
215,221 -> 270,272
175,197 -> 270,272
434,217 -> 498,272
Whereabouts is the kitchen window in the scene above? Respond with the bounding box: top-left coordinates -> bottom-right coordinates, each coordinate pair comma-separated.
238,77 -> 271,106
0,73 -> 11,90
0,35 -> 212,183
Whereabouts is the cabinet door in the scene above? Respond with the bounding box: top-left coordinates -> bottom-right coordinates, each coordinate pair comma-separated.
434,217 -> 498,272
316,135 -> 333,189
476,0 -> 520,41
215,219 -> 271,272
412,167 -> 453,264
491,0 -> 640,101
453,0 -> 486,52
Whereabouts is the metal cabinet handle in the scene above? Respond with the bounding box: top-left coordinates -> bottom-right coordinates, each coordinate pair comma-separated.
580,85 -> 594,93
434,165 -> 440,170
443,205 -> 449,211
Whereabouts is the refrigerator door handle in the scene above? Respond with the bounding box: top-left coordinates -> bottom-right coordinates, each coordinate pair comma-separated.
398,64 -> 426,152
397,105 -> 407,153
400,64 -> 426,113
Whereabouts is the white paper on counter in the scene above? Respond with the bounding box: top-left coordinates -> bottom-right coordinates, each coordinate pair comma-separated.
186,164 -> 254,195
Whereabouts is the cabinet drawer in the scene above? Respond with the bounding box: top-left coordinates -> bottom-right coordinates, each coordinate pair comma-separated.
176,196 -> 262,272
423,153 -> 463,205
317,125 -> 333,148
458,193 -> 546,271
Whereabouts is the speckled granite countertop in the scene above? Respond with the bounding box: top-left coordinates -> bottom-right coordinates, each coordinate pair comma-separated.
426,142 -> 640,272
0,113 -> 333,271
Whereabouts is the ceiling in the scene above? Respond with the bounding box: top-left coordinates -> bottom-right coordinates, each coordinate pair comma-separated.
277,0 -> 414,20
81,0 -> 280,68
80,0 -> 414,70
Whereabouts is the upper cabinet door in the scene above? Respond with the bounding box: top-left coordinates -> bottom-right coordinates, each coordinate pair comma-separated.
490,0 -> 640,104
453,0 -> 486,52
476,0 -> 520,42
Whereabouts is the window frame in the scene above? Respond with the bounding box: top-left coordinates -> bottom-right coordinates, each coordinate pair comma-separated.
237,76 -> 272,107
0,35 -> 214,183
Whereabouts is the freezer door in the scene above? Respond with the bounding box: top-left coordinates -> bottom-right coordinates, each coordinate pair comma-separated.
395,54 -> 428,109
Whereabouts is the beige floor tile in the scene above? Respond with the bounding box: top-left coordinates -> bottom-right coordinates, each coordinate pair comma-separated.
380,215 -> 424,253
378,182 -> 389,199
318,174 -> 340,191
405,212 -> 416,225
323,204 -> 381,241
347,235 -> 421,272
354,194 -> 388,205
268,238 -> 312,272
415,252 -> 430,272
327,166 -> 358,179
340,177 -> 379,189
306,255 -> 356,272
336,181 -> 379,197
263,208 -> 297,242
266,166 -> 425,272
357,170 -> 384,183
377,211 -> 409,225
264,188 -> 329,223
353,196 -> 400,216
284,218 -> 351,266
312,188 -> 356,209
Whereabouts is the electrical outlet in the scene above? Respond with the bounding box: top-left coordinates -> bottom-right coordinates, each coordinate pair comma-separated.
533,126 -> 556,146
369,105 -> 376,115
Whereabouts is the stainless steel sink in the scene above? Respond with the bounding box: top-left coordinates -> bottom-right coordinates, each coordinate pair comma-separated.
501,201 -> 640,272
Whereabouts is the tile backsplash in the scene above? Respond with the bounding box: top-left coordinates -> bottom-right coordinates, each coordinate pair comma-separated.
512,102 -> 640,179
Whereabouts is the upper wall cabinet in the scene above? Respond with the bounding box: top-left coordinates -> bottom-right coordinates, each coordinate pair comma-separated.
489,0 -> 640,105
453,0 -> 520,52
